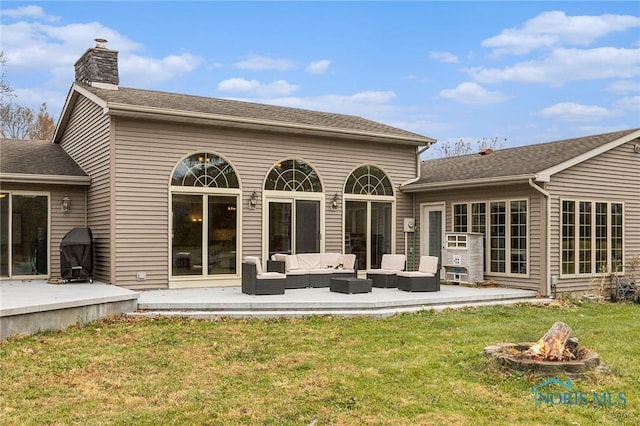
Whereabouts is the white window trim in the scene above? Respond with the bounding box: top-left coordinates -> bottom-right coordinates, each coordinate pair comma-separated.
560,198 -> 625,278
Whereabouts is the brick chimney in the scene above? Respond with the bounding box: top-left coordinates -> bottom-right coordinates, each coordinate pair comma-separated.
74,38 -> 119,89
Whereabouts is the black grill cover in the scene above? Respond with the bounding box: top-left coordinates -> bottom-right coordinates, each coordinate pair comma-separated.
60,227 -> 94,282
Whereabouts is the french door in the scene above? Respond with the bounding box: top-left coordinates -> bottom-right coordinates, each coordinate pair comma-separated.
345,200 -> 392,271
267,199 -> 320,258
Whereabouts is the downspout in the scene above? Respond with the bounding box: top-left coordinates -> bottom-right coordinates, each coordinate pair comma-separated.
529,178 -> 551,297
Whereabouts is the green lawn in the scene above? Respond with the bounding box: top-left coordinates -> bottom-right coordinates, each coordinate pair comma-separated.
1,301 -> 638,425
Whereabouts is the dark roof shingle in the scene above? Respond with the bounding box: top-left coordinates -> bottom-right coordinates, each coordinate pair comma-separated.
405,128 -> 640,188
81,84 -> 434,143
1,139 -> 87,177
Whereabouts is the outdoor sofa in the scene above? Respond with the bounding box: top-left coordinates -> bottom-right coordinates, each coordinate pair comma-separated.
366,254 -> 406,288
397,255 -> 441,292
242,256 -> 286,295
268,253 -> 357,288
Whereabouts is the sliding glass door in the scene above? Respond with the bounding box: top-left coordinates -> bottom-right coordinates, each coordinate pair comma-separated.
268,199 -> 320,258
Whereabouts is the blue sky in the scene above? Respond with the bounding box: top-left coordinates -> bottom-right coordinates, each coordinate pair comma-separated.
1,1 -> 639,156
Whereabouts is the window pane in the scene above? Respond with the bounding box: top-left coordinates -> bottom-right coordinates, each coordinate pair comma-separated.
562,200 -> 575,274
490,202 -> 506,273
595,202 -> 607,273
265,159 -> 322,192
510,200 -> 527,274
11,195 -> 48,275
208,196 -> 237,275
172,194 -> 203,276
453,204 -> 468,232
611,203 -> 623,269
269,202 -> 292,257
370,202 -> 392,269
295,200 -> 320,253
172,153 -> 238,188
345,165 -> 393,196
471,203 -> 486,272
579,201 -> 592,274
0,193 -> 8,276
345,201 -> 367,270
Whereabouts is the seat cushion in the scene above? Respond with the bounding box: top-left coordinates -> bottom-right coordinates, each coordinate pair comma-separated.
418,256 -> 439,274
380,254 -> 406,271
398,271 -> 435,278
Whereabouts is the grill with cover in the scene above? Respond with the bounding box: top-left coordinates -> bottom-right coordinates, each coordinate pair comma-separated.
60,227 -> 94,283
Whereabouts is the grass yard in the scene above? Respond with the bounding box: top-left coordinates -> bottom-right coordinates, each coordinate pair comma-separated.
1,301 -> 638,425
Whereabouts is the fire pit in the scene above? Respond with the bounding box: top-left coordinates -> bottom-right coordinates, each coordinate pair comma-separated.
484,322 -> 608,375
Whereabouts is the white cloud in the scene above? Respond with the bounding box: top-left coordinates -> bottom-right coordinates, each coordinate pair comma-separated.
429,51 -> 459,64
538,102 -> 611,121
217,78 -> 298,97
350,90 -> 396,103
439,82 -> 507,105
0,5 -> 59,22
306,59 -> 331,74
1,18 -> 202,90
483,11 -> 640,55
234,55 -> 295,71
613,96 -> 640,111
468,47 -> 640,86
120,53 -> 202,88
607,80 -> 640,94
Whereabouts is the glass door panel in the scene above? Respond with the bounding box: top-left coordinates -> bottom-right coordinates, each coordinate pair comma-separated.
370,202 -> 392,269
295,200 -> 320,253
345,201 -> 367,271
11,195 -> 48,275
269,201 -> 292,257
172,194 -> 203,276
1,193 -> 9,276
428,211 -> 442,257
208,195 -> 237,275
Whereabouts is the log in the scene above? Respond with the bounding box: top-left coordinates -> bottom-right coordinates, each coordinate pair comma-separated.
526,321 -> 573,361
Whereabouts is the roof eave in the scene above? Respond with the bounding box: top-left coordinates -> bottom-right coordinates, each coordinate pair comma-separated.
0,173 -> 91,186
54,83 -> 109,144
105,103 -> 436,146
400,174 -> 537,193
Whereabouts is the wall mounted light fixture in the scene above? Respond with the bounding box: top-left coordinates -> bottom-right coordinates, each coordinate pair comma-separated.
331,193 -> 340,210
249,191 -> 259,209
61,195 -> 71,213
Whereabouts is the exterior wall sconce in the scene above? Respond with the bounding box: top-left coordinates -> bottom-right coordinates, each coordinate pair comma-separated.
249,191 -> 259,209
331,193 -> 340,210
61,195 -> 71,213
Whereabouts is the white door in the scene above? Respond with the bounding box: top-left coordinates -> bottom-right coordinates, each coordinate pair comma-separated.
420,203 -> 445,270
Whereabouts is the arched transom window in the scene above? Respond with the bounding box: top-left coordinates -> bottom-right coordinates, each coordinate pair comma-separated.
265,159 -> 322,192
345,165 -> 393,196
172,153 -> 239,188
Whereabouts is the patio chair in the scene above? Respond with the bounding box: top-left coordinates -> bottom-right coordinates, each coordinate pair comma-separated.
397,256 -> 440,292
366,254 -> 406,288
242,256 -> 286,295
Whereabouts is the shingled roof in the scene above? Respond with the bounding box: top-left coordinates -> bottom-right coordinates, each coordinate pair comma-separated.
59,83 -> 435,146
0,139 -> 89,184
402,128 -> 640,192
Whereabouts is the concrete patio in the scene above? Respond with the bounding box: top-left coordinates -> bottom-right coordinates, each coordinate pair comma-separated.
1,280 -> 549,340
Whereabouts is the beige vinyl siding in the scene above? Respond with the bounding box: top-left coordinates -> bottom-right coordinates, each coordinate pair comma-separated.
58,96 -> 112,283
111,118 -> 418,289
547,139 -> 640,293
413,183 -> 544,293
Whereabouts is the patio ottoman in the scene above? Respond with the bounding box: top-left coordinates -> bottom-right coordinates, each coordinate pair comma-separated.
330,277 -> 373,294
397,275 -> 439,292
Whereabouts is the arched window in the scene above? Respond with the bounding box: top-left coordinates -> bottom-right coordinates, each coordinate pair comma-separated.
170,153 -> 240,282
343,165 -> 394,271
345,165 -> 393,196
264,159 -> 323,257
265,159 -> 322,192
172,153 -> 239,188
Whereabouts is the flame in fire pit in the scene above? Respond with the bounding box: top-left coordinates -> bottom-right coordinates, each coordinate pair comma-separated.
525,321 -> 575,361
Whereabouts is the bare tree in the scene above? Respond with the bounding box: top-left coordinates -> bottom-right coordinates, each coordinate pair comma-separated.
434,136 -> 506,158
0,52 -> 56,141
